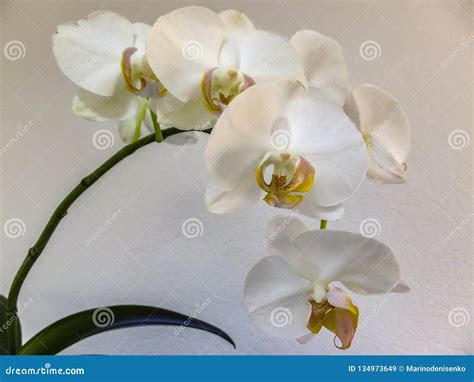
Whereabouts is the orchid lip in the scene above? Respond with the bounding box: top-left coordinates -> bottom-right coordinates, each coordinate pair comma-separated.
200,67 -> 255,114
256,151 -> 315,209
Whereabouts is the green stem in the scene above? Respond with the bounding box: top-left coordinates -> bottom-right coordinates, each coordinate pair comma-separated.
132,98 -> 148,142
320,220 -> 328,230
6,127 -> 208,353
150,109 -> 163,143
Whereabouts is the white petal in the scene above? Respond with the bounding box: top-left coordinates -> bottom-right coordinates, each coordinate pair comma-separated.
305,145 -> 368,207
265,215 -> 310,256
239,30 -> 302,83
287,95 -> 363,154
132,23 -> 151,54
327,286 -> 354,311
53,11 -> 134,96
244,256 -> 312,339
205,175 -> 262,214
296,199 -> 345,221
151,90 -> 216,130
72,88 -> 137,122
290,29 -> 350,106
146,6 -> 224,102
219,10 -> 255,32
293,230 -> 402,295
205,84 -> 281,191
391,281 -> 410,293
344,84 -> 410,164
366,135 -> 407,183
118,118 -> 136,144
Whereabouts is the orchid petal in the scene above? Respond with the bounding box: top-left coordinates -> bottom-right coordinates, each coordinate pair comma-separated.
344,84 -> 410,171
53,11 -> 134,96
146,6 -> 224,102
239,30 -> 302,84
151,90 -> 216,130
244,256 -> 312,339
205,84 -> 281,191
290,29 -> 350,106
219,10 -> 255,31
327,286 -> 357,315
323,305 -> 359,349
72,88 -> 137,122
293,230 -> 401,295
366,134 -> 407,183
205,175 -> 263,214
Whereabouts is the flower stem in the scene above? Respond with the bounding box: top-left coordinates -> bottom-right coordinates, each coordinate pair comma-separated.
150,109 -> 163,143
320,220 -> 328,230
133,98 -> 148,142
5,126 -> 209,353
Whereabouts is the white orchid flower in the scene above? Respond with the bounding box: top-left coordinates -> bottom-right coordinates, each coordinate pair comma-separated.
146,7 -> 303,130
53,11 -> 166,143
205,83 -> 368,220
290,29 -> 410,183
244,216 -> 407,348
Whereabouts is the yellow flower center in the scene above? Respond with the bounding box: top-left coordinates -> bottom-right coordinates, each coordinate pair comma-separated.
255,151 -> 315,209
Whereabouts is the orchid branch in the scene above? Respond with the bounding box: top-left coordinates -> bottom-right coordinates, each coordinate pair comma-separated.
6,126 -> 211,353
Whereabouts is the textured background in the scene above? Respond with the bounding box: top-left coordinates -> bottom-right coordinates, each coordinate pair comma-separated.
0,0 -> 472,355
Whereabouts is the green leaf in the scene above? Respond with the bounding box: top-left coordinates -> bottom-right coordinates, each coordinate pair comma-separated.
18,305 -> 235,355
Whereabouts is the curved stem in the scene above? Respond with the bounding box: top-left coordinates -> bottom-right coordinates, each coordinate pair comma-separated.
133,99 -> 148,142
6,127 -> 211,352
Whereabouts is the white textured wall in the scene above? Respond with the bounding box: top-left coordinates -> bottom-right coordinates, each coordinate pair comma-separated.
1,0 -> 472,355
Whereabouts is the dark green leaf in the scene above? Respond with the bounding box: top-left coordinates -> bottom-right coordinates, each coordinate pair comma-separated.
18,305 -> 235,354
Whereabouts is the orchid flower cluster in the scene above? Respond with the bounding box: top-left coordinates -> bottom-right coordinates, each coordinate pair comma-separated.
53,6 -> 411,349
